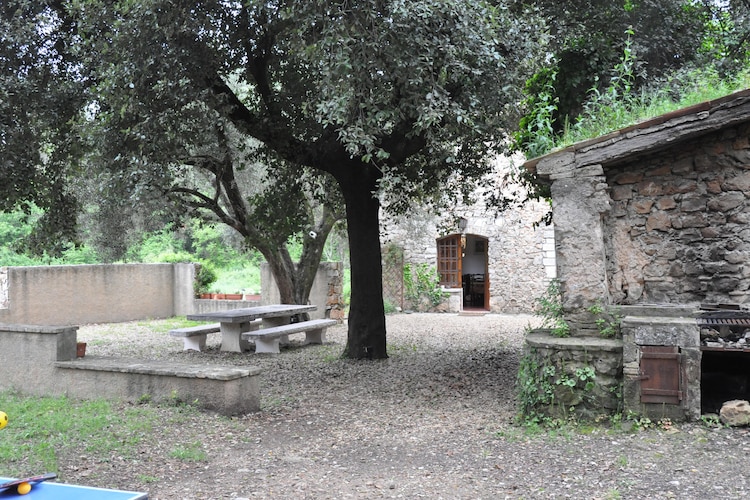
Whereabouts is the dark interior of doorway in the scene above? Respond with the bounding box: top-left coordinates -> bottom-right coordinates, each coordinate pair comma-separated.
462,273 -> 485,309
701,349 -> 750,414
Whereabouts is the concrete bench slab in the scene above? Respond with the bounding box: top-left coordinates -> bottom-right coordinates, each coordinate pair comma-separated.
242,318 -> 337,354
56,357 -> 262,415
169,320 -> 261,352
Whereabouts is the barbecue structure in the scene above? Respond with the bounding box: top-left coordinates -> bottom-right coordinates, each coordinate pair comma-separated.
523,89 -> 750,421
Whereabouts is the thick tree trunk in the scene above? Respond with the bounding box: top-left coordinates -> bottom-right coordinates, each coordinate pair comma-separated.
294,206 -> 339,305
262,246 -> 297,304
336,165 -> 387,359
254,206 -> 339,309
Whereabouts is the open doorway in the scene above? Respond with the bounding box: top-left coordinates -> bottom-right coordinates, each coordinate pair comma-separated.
437,234 -> 489,311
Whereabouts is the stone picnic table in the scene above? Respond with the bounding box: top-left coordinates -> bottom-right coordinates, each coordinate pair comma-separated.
187,304 -> 317,352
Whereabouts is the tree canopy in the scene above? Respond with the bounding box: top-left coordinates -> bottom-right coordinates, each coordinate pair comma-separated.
9,1 -> 742,358
0,1 -> 87,254
511,0 -> 750,156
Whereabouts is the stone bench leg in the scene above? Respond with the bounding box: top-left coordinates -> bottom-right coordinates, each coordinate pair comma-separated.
304,328 -> 326,345
253,336 -> 281,354
222,322 -> 257,352
183,335 -> 207,352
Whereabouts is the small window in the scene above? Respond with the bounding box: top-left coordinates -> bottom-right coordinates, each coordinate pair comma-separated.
437,235 -> 461,288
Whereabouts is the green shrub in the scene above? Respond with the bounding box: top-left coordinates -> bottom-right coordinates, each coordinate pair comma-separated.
534,279 -> 570,337
193,261 -> 218,296
403,263 -> 447,311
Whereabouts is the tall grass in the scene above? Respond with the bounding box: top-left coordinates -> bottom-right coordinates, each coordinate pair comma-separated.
556,66 -> 750,151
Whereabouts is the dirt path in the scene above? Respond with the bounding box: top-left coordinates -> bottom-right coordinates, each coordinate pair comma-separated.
66,314 -> 750,499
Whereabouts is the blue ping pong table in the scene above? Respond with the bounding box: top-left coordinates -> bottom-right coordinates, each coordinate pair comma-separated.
0,477 -> 147,499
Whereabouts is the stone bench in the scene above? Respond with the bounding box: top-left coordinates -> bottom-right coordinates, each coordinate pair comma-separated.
169,323 -> 221,351
0,324 -> 262,416
56,357 -> 262,415
242,318 -> 338,354
169,320 -> 261,351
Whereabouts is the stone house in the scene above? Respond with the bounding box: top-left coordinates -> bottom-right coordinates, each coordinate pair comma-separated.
380,156 -> 556,314
522,88 -> 750,421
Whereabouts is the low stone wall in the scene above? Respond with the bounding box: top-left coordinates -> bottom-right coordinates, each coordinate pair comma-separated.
191,298 -> 262,314
56,358 -> 261,416
0,263 -> 195,326
521,332 -> 623,420
0,262 -> 343,327
0,324 -> 261,416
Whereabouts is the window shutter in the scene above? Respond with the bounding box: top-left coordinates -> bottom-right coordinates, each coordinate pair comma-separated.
437,235 -> 461,288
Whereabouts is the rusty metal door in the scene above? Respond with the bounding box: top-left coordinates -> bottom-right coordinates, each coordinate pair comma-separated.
640,346 -> 683,404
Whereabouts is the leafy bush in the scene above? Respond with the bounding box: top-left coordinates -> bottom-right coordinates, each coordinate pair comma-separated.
534,279 -> 570,337
515,29 -> 750,160
211,265 -> 260,294
193,261 -> 218,296
403,263 -> 447,312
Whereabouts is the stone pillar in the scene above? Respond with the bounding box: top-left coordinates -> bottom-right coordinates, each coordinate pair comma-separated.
549,170 -> 612,333
0,324 -> 78,397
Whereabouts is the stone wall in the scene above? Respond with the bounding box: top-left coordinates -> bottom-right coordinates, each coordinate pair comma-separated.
0,267 -> 7,309
525,90 -> 750,421
0,323 -> 261,415
0,263 -> 195,326
380,164 -> 555,314
533,94 -> 750,329
522,332 -> 623,420
606,123 -> 750,305
260,262 -> 345,320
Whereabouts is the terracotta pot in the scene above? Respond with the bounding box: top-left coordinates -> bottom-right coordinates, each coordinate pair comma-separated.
225,294 -> 243,300
200,293 -> 212,299
76,342 -> 87,358
243,294 -> 261,301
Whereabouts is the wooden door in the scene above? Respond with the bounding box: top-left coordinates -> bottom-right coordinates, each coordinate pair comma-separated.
482,237 -> 490,309
437,235 -> 462,288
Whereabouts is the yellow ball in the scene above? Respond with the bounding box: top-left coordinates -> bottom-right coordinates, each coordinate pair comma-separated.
0,411 -> 7,430
17,482 -> 31,495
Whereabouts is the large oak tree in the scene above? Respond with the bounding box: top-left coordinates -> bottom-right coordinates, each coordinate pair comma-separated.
3,0 -> 538,358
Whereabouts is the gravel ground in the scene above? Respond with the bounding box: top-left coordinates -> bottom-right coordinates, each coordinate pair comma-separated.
71,313 -> 750,499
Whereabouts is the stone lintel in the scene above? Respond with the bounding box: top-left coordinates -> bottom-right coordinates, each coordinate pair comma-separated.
618,304 -> 699,318
574,164 -> 605,177
535,151 -> 576,178
622,316 -> 699,347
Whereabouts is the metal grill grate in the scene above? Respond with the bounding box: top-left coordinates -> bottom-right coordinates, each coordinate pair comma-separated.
699,317 -> 750,327
697,310 -> 750,327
